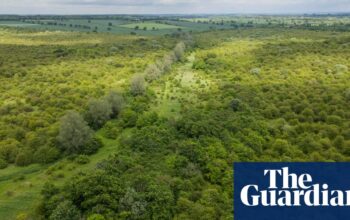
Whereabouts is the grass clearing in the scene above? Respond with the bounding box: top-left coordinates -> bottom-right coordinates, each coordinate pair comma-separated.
0,130 -> 120,219
152,53 -> 211,118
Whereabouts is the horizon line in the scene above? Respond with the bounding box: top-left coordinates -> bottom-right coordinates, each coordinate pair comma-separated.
1,12 -> 350,16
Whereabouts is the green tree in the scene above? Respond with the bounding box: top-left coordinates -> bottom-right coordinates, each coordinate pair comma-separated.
119,188 -> 147,219
49,201 -> 80,220
66,171 -> 122,217
82,136 -> 103,155
106,91 -> 124,117
86,99 -> 112,129
146,183 -> 174,219
57,111 -> 93,154
174,42 -> 186,61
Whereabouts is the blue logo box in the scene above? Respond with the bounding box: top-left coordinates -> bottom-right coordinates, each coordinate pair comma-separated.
234,162 -> 350,220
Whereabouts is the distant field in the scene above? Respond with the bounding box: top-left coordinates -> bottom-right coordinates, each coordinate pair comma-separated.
120,22 -> 182,30
183,15 -> 350,27
0,21 -> 38,27
0,20 -> 185,35
0,19 -> 234,36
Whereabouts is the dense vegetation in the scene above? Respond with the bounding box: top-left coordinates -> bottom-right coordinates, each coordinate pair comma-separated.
0,15 -> 349,219
0,28 -> 184,167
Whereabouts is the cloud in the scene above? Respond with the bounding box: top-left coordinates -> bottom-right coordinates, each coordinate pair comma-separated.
0,0 -> 349,14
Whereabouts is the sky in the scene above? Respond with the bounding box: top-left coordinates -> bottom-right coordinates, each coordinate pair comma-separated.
0,0 -> 349,15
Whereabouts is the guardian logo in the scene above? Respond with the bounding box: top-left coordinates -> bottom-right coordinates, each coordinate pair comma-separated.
234,163 -> 350,220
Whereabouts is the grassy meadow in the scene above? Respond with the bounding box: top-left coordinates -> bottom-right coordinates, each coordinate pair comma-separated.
0,15 -> 349,219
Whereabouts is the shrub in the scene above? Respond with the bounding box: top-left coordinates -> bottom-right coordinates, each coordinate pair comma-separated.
120,109 -> 138,128
230,99 -> 241,111
130,75 -> 146,96
15,148 -> 33,166
103,122 -> 120,139
75,155 -> 90,164
88,214 -> 106,220
87,214 -> 105,220
34,146 -> 60,164
82,136 -> 103,155
0,158 -> 8,169
161,54 -> 174,72
334,64 -> 348,74
250,68 -> 261,75
326,115 -> 343,125
0,139 -> 20,163
41,182 -> 59,199
145,64 -> 161,82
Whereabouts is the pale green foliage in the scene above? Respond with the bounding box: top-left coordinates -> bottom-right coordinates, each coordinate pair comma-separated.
250,68 -> 261,75
143,41 -> 188,82
119,188 -> 147,219
161,54 -> 174,72
87,214 -> 105,220
130,75 -> 146,96
145,63 -> 161,82
334,64 -> 348,74
174,42 -> 186,61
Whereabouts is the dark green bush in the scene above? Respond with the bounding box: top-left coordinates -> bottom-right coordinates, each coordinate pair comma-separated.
74,155 -> 90,164
82,137 -> 103,155
0,158 -> 8,169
